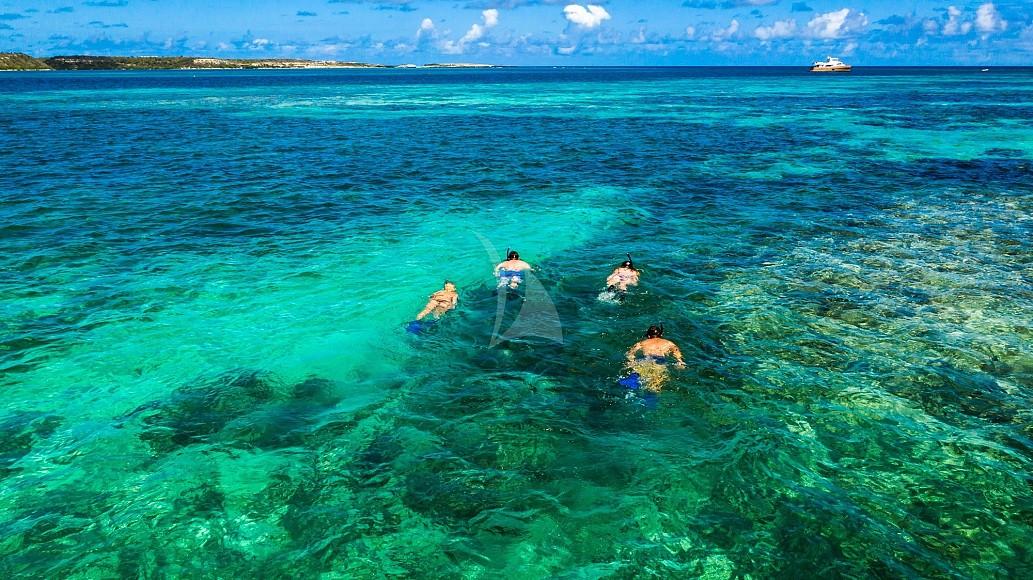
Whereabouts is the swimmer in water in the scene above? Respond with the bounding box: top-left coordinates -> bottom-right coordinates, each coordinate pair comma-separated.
606,255 -> 640,293
494,250 -> 532,290
624,324 -> 685,390
415,281 -> 458,320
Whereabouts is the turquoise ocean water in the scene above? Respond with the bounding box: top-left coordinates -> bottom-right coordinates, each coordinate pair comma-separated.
1,67 -> 1032,577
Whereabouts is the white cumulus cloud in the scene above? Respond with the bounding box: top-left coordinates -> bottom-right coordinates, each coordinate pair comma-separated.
483,9 -> 499,28
942,6 -> 972,36
564,5 -> 611,29
416,17 -> 434,41
975,3 -> 1006,34
442,9 -> 499,54
806,8 -> 866,39
808,9 -> 848,38
711,19 -> 740,41
459,9 -> 498,43
247,38 -> 271,51
755,19 -> 796,41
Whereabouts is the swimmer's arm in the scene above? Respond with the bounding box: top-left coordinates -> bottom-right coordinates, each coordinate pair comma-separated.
671,345 -> 686,368
605,271 -> 621,286
625,343 -> 642,365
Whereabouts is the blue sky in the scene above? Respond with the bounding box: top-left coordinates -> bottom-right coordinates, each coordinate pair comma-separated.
1,1 -> 1030,65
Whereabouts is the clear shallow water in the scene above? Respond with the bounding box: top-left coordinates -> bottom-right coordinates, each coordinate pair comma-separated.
1,67 -> 1032,577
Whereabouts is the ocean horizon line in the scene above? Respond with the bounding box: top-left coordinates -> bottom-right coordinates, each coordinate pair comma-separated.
0,52 -> 1025,72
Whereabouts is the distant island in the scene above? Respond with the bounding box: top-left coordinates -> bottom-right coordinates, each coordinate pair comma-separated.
0,52 -> 499,71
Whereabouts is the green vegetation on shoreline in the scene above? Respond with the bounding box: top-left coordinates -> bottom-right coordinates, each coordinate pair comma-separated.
0,52 -> 496,71
0,52 -> 51,70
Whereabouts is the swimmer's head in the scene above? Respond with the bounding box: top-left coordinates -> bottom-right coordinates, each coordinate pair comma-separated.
646,325 -> 663,338
444,280 -> 456,290
621,260 -> 633,268
508,251 -> 519,260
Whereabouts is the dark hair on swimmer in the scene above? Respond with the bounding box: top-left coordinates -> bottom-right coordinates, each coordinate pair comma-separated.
621,260 -> 633,268
508,251 -> 519,260
646,325 -> 663,338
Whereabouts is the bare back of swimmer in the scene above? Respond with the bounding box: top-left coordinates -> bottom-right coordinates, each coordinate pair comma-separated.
416,281 -> 458,320
494,250 -> 532,290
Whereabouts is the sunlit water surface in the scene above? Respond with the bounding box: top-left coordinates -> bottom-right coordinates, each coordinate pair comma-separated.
1,67 -> 1032,577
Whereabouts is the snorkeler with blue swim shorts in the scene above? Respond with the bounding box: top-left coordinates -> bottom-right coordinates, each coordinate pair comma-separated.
494,250 -> 532,290
621,324 -> 685,391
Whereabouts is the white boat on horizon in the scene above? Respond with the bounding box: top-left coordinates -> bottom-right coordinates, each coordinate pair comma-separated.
810,56 -> 851,72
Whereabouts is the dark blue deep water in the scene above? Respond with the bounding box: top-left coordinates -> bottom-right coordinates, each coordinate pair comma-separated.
1,67 -> 1032,577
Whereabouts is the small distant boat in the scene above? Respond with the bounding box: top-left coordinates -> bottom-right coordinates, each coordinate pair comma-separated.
981,68 -> 989,72
810,56 -> 851,73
